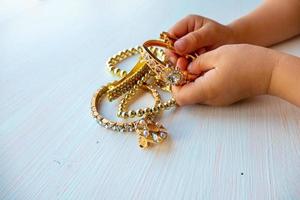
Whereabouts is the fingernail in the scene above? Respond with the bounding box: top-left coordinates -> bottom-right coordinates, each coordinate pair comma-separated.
174,39 -> 187,53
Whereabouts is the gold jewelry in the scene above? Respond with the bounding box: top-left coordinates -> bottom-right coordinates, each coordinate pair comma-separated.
91,85 -> 140,132
160,32 -> 199,60
106,46 -> 143,78
106,47 -> 176,118
91,33 -> 188,149
106,46 -> 161,77
118,84 -> 176,119
142,32 -> 198,86
91,84 -> 168,148
106,46 -> 164,101
106,46 -> 172,92
136,118 -> 168,148
107,59 -> 151,101
117,84 -> 161,119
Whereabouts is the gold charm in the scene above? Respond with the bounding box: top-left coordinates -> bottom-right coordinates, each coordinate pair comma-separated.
135,118 -> 168,148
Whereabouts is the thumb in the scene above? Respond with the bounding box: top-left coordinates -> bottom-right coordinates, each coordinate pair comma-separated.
172,77 -> 208,106
187,51 -> 215,75
174,26 -> 212,55
176,57 -> 189,71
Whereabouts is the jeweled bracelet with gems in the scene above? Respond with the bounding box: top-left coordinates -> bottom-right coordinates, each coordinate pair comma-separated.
90,32 -> 198,149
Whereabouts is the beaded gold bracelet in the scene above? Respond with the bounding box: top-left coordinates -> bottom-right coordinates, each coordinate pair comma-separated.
117,84 -> 176,119
106,46 -> 143,78
117,84 -> 161,119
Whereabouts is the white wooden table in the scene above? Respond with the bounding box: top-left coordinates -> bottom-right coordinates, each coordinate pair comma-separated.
1,0 -> 300,199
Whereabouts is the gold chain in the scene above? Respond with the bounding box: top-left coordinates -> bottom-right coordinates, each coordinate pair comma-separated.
117,84 -> 176,119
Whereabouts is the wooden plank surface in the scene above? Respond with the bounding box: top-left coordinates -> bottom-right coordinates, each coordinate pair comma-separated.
1,0 -> 300,199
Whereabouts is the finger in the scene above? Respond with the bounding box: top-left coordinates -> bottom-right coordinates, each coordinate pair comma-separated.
187,51 -> 215,75
168,15 -> 204,38
176,57 -> 189,71
164,49 -> 178,65
172,77 -> 207,106
196,47 -> 207,55
174,26 -> 212,54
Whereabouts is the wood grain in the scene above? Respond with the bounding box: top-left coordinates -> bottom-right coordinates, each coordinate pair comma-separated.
1,0 -> 300,199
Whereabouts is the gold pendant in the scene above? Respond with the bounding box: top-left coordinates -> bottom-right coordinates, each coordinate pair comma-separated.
135,118 -> 168,148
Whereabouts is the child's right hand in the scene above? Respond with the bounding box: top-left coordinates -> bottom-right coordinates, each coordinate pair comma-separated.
172,44 -> 278,106
167,15 -> 236,67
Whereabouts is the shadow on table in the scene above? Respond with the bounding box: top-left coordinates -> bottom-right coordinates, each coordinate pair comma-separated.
162,95 -> 300,141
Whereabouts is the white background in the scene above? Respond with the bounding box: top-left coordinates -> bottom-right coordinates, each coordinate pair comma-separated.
1,0 -> 300,199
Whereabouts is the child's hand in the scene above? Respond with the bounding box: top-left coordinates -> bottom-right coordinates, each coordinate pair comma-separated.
172,44 -> 278,106
167,15 -> 235,66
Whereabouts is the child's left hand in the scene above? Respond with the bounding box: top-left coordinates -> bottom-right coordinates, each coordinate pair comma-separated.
172,44 -> 280,106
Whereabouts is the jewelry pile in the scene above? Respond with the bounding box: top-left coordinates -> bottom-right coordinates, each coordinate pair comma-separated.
91,32 -> 198,148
